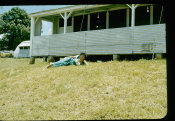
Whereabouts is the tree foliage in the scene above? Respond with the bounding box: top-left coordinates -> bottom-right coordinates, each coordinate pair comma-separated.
0,7 -> 30,50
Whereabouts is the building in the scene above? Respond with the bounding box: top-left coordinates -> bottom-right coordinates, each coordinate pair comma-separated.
14,41 -> 30,58
29,4 -> 166,60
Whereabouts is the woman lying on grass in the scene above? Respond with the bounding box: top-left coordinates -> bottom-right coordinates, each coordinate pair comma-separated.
46,52 -> 88,69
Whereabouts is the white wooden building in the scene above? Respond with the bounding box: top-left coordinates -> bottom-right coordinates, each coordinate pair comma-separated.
14,41 -> 30,58
29,4 -> 166,60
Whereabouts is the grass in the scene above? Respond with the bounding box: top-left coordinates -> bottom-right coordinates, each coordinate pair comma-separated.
0,58 -> 167,120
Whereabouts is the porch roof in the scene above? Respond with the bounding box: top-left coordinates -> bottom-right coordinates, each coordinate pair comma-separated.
29,4 -> 149,18
18,41 -> 30,47
29,5 -> 110,17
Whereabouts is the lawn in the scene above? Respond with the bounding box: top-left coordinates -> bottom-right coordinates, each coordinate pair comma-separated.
0,58 -> 167,120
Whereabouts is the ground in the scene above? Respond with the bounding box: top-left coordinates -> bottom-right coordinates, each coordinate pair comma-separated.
0,58 -> 167,120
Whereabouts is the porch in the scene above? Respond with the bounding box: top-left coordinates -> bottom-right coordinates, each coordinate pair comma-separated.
29,4 -> 166,57
31,24 -> 166,57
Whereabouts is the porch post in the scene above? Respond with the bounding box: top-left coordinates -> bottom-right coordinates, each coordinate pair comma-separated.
52,17 -> 55,34
29,16 -> 35,64
131,4 -> 135,27
87,14 -> 90,30
64,12 -> 67,34
60,12 -> 72,34
127,4 -> 139,27
30,16 -> 35,57
113,54 -> 120,61
52,17 -> 58,34
150,5 -> 153,25
57,17 -> 60,33
35,17 -> 41,36
106,11 -> 109,29
72,16 -> 74,31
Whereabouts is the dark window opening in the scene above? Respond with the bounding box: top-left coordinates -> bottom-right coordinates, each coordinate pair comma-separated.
74,15 -> 87,32
59,18 -> 64,27
19,46 -> 30,49
24,46 -> 29,49
90,12 -> 106,30
59,17 -> 72,27
153,5 -> 165,24
109,9 -> 126,28
67,17 -> 72,26
129,9 -> 131,27
135,6 -> 150,26
24,47 -> 27,49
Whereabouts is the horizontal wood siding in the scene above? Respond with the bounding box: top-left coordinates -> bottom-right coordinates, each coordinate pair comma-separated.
132,24 -> 166,53
31,24 -> 166,56
32,36 -> 49,56
49,32 -> 85,56
85,27 -> 132,54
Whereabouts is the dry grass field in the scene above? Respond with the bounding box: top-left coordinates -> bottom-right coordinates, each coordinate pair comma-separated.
0,58 -> 167,120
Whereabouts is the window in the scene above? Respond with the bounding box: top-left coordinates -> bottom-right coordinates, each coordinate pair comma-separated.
67,17 -> 72,26
74,15 -> 87,32
90,12 -> 106,30
153,5 -> 165,24
135,6 -> 150,26
24,46 -> 29,49
109,9 -> 126,28
59,18 -> 64,27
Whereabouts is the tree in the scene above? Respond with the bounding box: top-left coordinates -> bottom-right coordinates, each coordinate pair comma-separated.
0,34 -> 9,50
0,7 -> 30,50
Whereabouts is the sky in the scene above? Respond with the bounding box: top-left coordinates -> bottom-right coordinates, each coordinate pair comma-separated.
0,5 -> 72,35
0,5 -> 71,14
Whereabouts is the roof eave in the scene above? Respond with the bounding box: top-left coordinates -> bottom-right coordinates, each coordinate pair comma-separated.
29,5 -> 111,18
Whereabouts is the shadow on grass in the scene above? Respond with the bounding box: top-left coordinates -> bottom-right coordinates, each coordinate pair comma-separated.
86,54 -> 166,62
